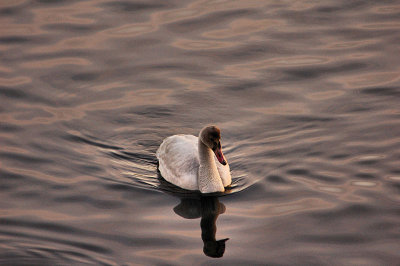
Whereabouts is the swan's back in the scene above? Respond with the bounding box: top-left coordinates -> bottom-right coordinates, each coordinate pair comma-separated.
156,135 -> 200,190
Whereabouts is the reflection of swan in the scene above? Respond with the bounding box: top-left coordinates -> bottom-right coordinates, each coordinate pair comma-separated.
156,126 -> 231,193
174,196 -> 229,258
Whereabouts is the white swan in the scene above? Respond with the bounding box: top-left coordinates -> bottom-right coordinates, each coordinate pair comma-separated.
156,126 -> 231,193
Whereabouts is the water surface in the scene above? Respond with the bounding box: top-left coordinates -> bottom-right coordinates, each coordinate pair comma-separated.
1,0 -> 400,265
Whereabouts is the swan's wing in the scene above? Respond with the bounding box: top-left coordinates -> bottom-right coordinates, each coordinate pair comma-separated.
156,135 -> 199,190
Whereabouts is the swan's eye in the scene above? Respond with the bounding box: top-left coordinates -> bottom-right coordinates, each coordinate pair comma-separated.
211,141 -> 221,151
212,141 -> 218,151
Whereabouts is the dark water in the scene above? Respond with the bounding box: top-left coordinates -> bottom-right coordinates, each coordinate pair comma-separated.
1,0 -> 400,265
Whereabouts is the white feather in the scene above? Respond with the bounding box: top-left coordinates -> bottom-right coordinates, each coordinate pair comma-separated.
156,134 -> 231,192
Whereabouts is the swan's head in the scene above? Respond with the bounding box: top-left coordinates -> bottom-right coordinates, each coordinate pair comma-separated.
199,126 -> 227,165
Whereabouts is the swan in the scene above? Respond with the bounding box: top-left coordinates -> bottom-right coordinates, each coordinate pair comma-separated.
156,126 -> 231,193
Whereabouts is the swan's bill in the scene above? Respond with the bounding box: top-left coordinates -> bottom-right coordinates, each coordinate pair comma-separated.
214,147 -> 226,165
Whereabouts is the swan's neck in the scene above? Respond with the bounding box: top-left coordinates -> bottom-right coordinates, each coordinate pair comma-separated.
198,141 -> 215,167
198,140 -> 224,193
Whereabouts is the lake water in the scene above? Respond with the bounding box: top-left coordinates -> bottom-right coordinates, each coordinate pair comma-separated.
1,0 -> 400,265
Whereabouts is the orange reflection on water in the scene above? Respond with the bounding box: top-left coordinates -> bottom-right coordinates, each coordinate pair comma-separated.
330,70 -> 400,88
0,76 -> 31,86
30,1 -> 99,25
230,198 -> 335,218
171,39 -> 235,50
20,58 -> 92,68
135,248 -> 198,262
202,18 -> 281,39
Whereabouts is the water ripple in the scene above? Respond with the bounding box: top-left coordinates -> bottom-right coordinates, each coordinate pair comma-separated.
1,0 -> 400,264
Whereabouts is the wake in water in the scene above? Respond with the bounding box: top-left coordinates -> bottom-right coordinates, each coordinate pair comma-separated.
66,132 -> 255,196
108,146 -> 252,197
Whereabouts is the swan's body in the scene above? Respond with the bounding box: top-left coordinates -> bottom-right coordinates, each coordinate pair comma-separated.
156,126 -> 231,193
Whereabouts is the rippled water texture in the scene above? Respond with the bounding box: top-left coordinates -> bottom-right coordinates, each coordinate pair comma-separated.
1,0 -> 400,265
